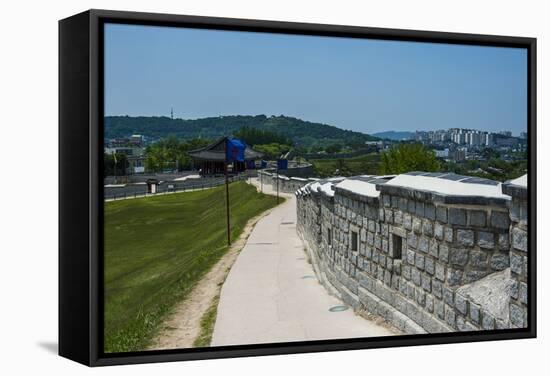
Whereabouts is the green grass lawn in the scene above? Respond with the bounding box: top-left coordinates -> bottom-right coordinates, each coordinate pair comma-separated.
311,153 -> 381,177
103,181 -> 280,353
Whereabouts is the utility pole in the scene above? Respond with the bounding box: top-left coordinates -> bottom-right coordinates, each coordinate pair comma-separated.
224,143 -> 231,246
276,167 -> 279,204
113,153 -> 117,184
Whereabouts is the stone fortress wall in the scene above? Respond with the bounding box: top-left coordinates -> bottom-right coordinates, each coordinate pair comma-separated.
258,171 -> 318,194
275,171 -> 528,334
502,176 -> 529,328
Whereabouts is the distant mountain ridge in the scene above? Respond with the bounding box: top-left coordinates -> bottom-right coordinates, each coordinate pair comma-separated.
373,131 -> 414,141
104,115 -> 378,148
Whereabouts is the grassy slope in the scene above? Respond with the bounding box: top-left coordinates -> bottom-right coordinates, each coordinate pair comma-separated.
311,153 -> 381,177
104,182 -> 279,353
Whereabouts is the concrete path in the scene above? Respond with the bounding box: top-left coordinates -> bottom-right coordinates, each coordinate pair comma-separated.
211,179 -> 394,346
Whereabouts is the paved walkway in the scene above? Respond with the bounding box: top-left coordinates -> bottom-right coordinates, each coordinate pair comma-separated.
211,180 -> 394,346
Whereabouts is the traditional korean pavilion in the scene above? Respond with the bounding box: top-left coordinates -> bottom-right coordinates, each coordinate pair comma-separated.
188,137 -> 264,176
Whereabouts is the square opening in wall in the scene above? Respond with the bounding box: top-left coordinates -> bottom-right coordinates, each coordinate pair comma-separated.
392,233 -> 403,258
351,231 -> 358,252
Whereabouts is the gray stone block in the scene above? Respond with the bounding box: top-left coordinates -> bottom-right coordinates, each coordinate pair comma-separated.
464,270 -> 488,284
429,239 -> 439,258
444,227 -> 453,243
411,268 -> 421,286
416,288 -> 426,306
439,243 -> 449,262
519,282 -> 528,305
510,303 -> 526,327
418,236 -> 429,253
512,227 -> 528,252
468,210 -> 487,227
432,280 -> 443,299
510,279 -> 519,299
498,233 -> 509,250
425,257 -> 435,275
413,218 -> 422,234
435,263 -> 446,281
481,310 -> 495,330
394,210 -> 403,225
449,208 -> 467,226
426,294 -> 434,313
415,253 -> 425,270
490,210 -> 510,229
407,249 -> 415,265
434,222 -> 444,240
450,247 -> 469,267
434,298 -> 445,320
445,304 -> 456,328
408,200 -> 416,213
407,232 -> 418,248
455,293 -> 468,315
490,253 -> 509,271
469,303 -> 480,324
446,268 -> 463,286
436,206 -> 448,223
403,213 -> 412,230
457,229 -> 475,247
399,197 -> 408,212
422,202 -> 435,219
443,287 -> 454,306
478,231 -> 495,249
510,253 -> 524,275
415,201 -> 425,217
384,269 -> 392,286
470,250 -> 488,269
403,264 -> 411,280
407,282 -> 415,300
378,209 -> 385,222
421,273 -> 431,292
384,209 -> 394,224
422,220 -> 434,236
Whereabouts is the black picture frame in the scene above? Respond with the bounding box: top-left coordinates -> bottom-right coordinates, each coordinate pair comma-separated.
59,9 -> 537,367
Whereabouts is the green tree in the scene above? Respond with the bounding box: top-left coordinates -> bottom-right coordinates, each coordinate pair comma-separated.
104,153 -> 128,176
379,143 -> 441,175
325,143 -> 343,154
145,136 -> 210,172
253,143 -> 291,159
234,126 -> 292,146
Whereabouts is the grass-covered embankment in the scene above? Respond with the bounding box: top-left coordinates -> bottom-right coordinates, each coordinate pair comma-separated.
104,181 -> 279,353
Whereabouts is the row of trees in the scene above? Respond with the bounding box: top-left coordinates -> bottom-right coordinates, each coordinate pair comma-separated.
234,127 -> 293,159
144,137 -> 210,172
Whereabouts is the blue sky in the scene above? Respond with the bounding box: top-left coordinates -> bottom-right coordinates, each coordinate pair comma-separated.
104,23 -> 527,135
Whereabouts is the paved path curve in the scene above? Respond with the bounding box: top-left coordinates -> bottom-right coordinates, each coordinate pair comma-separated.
211,180 -> 394,346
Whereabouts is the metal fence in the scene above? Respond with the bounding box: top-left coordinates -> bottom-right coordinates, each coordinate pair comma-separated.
104,173 -> 255,201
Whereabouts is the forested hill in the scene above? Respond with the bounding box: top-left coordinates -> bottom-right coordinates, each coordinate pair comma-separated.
104,115 -> 378,148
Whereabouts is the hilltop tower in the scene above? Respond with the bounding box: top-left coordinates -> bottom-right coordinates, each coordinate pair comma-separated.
170,107 -> 174,120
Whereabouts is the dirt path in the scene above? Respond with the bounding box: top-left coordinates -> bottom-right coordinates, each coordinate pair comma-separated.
148,199 -> 279,350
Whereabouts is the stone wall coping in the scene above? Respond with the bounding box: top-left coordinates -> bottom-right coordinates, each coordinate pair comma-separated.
378,172 -> 510,206
502,175 -> 528,199
334,175 -> 388,198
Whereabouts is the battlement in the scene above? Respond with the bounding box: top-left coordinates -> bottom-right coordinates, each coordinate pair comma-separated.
295,172 -> 528,333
